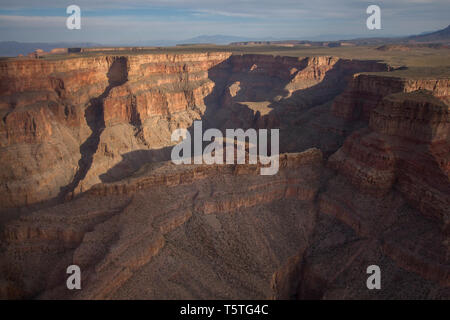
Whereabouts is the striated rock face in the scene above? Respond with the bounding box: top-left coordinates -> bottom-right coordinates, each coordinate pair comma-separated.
0,150 -> 323,299
0,51 -> 448,300
328,91 -> 449,223
0,53 -> 389,209
332,74 -> 449,122
308,90 -> 449,299
0,53 -> 231,208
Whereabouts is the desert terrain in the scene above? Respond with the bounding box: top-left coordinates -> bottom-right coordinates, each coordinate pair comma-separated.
0,42 -> 448,299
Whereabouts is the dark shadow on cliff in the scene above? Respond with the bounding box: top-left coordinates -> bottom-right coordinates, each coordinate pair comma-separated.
209,58 -> 389,157
394,91 -> 450,225
98,55 -> 303,183
58,57 -> 128,199
98,56 -> 390,184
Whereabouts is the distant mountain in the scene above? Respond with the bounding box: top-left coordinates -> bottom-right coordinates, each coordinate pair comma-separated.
0,41 -> 101,57
178,35 -> 255,45
108,35 -> 255,47
304,33 -> 400,42
406,25 -> 450,42
348,25 -> 450,45
2,25 -> 449,57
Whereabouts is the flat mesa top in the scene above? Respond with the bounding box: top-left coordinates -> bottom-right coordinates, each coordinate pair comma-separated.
2,44 -> 450,79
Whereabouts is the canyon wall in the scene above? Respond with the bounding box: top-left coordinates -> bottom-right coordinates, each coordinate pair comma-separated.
0,53 -> 390,210
0,53 -> 231,209
0,150 -> 323,299
0,52 -> 448,299
303,87 -> 449,299
329,76 -> 449,225
332,74 -> 449,122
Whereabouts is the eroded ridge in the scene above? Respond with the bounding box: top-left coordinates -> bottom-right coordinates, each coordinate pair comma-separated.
1,150 -> 323,299
0,52 -> 448,300
0,53 -> 390,209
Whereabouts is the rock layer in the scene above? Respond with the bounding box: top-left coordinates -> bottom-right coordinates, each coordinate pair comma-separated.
0,52 -> 448,300
0,53 -> 389,209
0,150 -> 323,299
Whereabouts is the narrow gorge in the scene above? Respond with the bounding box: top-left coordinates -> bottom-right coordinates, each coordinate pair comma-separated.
0,52 -> 448,299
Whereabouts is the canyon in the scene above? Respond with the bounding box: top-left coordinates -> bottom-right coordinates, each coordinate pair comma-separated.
0,51 -> 448,299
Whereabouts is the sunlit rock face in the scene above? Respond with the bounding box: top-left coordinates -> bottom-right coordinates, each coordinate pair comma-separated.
0,52 -> 448,299
0,53 -> 392,209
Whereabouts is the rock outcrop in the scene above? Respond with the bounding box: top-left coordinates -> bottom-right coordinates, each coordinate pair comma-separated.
0,53 -> 389,210
332,74 -> 449,122
0,150 -> 323,299
0,53 -> 231,208
329,91 -> 449,224
306,90 -> 449,299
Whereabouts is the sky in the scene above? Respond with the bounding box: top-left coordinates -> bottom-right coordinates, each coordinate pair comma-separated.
0,0 -> 448,44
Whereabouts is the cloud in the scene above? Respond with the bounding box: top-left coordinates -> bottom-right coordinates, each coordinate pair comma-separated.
0,15 -> 64,27
192,10 -> 264,19
0,0 -> 448,42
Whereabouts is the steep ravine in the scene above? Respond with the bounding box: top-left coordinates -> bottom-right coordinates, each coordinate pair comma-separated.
0,53 -> 448,299
0,53 -> 391,210
58,57 -> 130,201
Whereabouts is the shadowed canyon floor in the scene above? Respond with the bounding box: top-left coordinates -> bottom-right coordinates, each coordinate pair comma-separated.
0,50 -> 448,299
